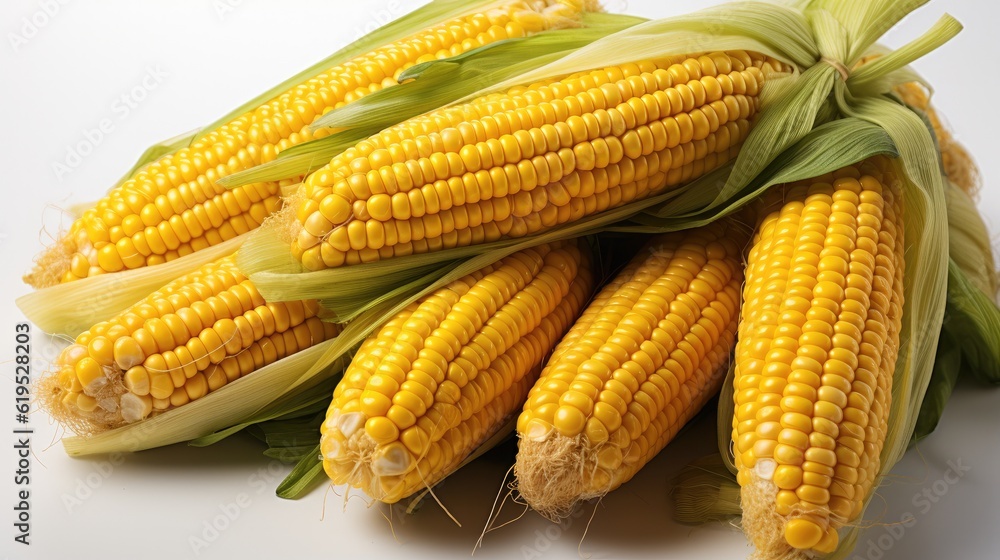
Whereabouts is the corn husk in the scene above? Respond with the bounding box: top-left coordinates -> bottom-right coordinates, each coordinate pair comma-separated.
61,338 -> 347,455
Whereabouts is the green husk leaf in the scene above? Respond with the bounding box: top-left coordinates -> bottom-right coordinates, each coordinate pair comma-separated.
911,329 -> 961,443
848,15 -> 962,96
639,118 -> 897,227
944,260 -> 1000,384
217,129 -> 374,188
946,182 -> 998,297
319,261 -> 457,322
314,13 -> 644,131
715,362 -> 738,476
188,376 -> 337,447
276,445 -> 327,499
115,129 -> 200,189
253,416 -> 324,448
218,14 -> 643,189
62,337 -> 344,456
669,454 -> 741,524
710,64 -> 834,208
808,8 -> 849,63
811,0 -> 929,62
196,0 -> 522,137
18,234 -> 247,337
909,177 -> 999,439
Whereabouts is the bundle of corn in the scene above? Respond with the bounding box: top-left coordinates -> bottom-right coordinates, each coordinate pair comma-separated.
35,2 -> 998,540
321,240 -> 594,503
39,255 -> 341,435
515,221 -> 746,520
207,0 -> 987,520
19,0 -> 596,336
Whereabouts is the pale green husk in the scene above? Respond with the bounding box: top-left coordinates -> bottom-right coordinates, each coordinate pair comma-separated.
19,230 -> 249,338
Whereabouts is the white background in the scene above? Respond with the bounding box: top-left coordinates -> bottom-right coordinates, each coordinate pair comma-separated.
2,1 -> 999,559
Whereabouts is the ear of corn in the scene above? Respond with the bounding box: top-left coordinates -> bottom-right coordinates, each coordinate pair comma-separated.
515,221 -> 744,520
39,255 -> 341,434
291,51 -> 786,270
733,157 -> 904,556
24,0 -> 590,289
320,240 -> 594,503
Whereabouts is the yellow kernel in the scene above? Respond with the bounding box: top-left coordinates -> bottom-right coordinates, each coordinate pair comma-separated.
784,518 -> 824,550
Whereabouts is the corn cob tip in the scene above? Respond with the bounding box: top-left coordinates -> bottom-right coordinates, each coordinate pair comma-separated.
514,432 -> 605,522
740,468 -> 825,560
24,233 -> 77,289
35,365 -> 117,436
515,221 -> 747,521
39,255 -> 341,435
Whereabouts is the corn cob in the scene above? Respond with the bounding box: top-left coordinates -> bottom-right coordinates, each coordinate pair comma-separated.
733,157 -> 904,557
292,51 -> 788,270
26,0 -> 589,288
40,255 -> 341,433
514,221 -> 744,519
320,240 -> 594,503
